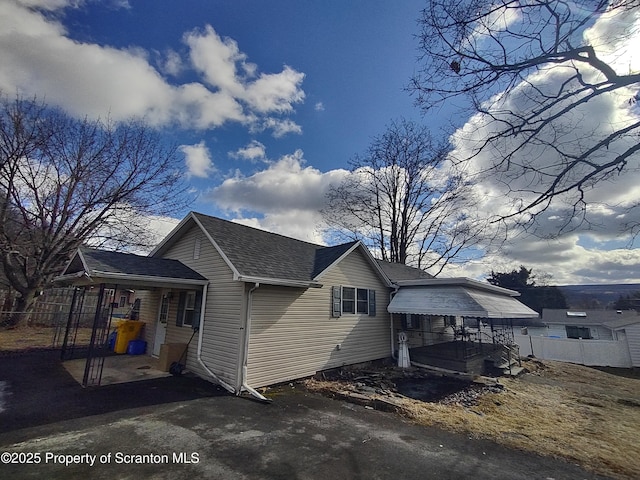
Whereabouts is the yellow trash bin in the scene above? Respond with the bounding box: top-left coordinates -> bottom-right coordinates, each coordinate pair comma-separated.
113,320 -> 145,354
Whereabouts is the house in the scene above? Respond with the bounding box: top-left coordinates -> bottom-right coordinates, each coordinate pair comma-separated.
519,309 -> 640,367
56,212 -> 538,396
540,309 -> 640,341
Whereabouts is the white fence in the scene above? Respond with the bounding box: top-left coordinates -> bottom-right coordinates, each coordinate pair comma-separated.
514,334 -> 633,368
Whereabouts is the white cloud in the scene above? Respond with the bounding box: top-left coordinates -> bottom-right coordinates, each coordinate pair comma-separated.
314,102 -> 325,111
439,8 -> 640,284
209,150 -> 348,243
184,25 -> 249,97
230,140 -> 266,162
157,49 -> 184,76
242,66 -> 305,113
183,26 -> 305,117
256,118 -> 303,138
180,141 -> 215,178
449,10 -> 640,238
441,235 -> 640,285
0,1 -> 305,135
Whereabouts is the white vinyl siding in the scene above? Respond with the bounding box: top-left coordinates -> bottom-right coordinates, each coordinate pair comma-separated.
161,224 -> 244,387
625,324 -> 640,367
245,247 -> 390,388
130,289 -> 159,350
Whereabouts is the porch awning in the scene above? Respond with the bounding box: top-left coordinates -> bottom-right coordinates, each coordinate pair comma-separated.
387,286 -> 539,318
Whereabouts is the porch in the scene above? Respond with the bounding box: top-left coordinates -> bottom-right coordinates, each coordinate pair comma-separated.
409,341 -> 502,375
388,278 -> 539,376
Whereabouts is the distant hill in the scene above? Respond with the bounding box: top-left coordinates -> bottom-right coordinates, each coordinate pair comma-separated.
556,284 -> 640,309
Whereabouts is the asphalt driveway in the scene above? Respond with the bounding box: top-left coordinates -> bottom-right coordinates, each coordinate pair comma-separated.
0,351 -> 609,479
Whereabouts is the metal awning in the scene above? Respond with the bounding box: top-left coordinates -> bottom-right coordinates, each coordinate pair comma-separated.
387,286 -> 539,318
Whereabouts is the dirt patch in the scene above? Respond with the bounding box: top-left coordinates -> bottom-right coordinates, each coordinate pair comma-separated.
304,359 -> 640,479
395,376 -> 471,402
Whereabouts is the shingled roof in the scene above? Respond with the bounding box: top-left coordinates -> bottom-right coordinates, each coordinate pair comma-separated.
376,259 -> 433,282
59,247 -> 207,286
153,212 -> 391,287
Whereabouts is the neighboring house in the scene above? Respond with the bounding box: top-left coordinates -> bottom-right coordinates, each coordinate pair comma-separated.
540,309 -> 640,341
57,212 -> 538,395
514,309 -> 640,368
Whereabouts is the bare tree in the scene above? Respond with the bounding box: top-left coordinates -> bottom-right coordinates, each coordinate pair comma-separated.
410,0 -> 640,235
322,119 -> 491,275
0,95 -> 189,326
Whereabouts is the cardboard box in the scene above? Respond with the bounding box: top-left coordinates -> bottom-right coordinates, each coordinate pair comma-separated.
158,343 -> 187,372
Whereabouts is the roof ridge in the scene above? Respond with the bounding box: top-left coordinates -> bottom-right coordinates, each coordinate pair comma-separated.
192,211 -> 329,249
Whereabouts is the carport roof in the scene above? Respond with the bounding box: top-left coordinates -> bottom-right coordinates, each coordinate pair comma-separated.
56,248 -> 208,288
388,280 -> 539,318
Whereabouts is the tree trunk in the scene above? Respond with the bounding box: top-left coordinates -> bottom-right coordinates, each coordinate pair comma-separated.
3,290 -> 37,328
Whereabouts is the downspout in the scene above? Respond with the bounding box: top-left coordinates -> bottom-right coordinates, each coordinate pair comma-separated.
240,282 -> 270,402
389,284 -> 400,360
196,283 -> 236,394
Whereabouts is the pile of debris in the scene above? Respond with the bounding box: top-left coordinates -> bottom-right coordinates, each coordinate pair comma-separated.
310,365 -> 504,411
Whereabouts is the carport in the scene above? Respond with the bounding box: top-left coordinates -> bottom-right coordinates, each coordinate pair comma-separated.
55,248 -> 208,387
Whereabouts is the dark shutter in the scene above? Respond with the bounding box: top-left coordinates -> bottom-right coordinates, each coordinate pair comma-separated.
176,291 -> 186,326
331,286 -> 342,317
368,289 -> 376,316
191,289 -> 203,330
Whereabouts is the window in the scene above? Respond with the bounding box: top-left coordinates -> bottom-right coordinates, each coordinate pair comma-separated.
342,287 -> 356,314
119,295 -> 128,308
183,291 -> 196,326
335,286 -> 375,316
357,288 -> 369,314
566,326 -> 591,339
176,290 -> 201,329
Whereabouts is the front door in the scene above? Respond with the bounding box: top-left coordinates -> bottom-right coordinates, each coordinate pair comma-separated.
153,292 -> 170,356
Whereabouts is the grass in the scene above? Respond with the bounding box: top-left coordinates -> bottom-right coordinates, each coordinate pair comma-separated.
0,326 -> 92,352
305,359 -> 640,479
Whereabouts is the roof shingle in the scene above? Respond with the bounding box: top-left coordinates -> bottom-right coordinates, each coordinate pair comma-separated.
192,213 -> 359,282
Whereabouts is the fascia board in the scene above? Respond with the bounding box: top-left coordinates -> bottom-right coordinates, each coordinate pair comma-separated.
89,270 -> 208,286
237,275 -> 322,288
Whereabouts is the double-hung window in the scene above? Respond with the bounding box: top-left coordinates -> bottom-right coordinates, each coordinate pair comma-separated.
176,290 -> 201,329
333,286 -> 376,317
183,291 -> 196,326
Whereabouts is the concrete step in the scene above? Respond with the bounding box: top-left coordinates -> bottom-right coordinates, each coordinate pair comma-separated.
501,365 -> 525,377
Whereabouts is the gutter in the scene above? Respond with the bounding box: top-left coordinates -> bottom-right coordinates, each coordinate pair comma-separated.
196,283 -> 236,394
238,282 -> 271,402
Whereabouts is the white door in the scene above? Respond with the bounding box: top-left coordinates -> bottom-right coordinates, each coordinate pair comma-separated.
153,293 -> 170,356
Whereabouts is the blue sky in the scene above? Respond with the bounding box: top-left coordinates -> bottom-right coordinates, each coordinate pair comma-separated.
2,0 -> 639,285
63,0 -> 430,173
